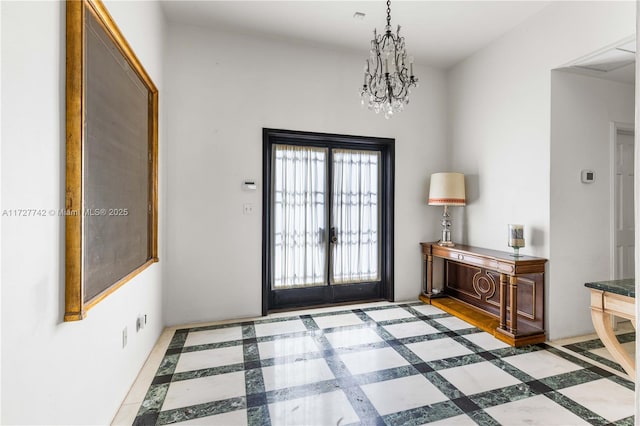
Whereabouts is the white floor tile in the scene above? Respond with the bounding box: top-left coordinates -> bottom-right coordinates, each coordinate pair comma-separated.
324,327 -> 383,349
484,394 -> 590,425
254,319 -> 307,337
258,335 -> 319,360
361,374 -> 448,416
171,409 -> 248,425
558,378 -> 634,422
174,345 -> 245,373
162,371 -> 246,411
111,403 -> 139,426
339,347 -> 409,375
365,308 -> 415,322
424,414 -> 477,425
502,350 -> 581,379
312,313 -> 364,329
268,390 -> 359,426
406,338 -> 473,363
438,361 -> 520,395
261,358 -> 334,391
433,316 -> 475,331
462,332 -> 510,351
184,327 -> 243,347
383,321 -> 440,339
412,304 -> 446,316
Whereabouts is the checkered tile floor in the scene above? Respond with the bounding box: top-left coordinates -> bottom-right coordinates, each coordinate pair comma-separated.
129,303 -> 635,425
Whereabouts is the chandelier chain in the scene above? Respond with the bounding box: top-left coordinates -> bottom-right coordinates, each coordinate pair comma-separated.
386,0 -> 391,28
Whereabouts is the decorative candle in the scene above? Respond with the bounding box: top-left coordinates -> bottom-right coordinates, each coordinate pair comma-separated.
508,224 -> 525,249
384,57 -> 389,74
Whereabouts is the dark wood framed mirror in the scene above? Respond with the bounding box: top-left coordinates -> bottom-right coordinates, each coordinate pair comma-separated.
65,0 -> 158,321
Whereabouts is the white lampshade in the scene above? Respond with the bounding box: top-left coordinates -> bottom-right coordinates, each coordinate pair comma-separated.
428,172 -> 466,206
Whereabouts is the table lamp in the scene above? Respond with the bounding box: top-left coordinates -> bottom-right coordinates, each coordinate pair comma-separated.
428,172 -> 466,247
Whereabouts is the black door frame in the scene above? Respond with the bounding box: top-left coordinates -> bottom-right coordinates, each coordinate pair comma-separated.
262,128 -> 394,315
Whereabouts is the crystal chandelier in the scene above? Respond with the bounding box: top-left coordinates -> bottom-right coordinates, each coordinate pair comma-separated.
360,0 -> 418,119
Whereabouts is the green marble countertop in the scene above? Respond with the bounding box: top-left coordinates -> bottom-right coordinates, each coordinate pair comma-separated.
585,278 -> 635,298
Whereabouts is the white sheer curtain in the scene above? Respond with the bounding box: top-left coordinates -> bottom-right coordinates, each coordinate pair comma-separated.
272,145 -> 327,288
331,149 -> 380,284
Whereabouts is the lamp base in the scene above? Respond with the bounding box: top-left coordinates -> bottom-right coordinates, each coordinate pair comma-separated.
437,240 -> 455,247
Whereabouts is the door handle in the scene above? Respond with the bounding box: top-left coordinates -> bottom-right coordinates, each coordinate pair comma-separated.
330,227 -> 338,244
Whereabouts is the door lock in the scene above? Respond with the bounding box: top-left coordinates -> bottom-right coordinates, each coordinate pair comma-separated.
330,227 -> 338,244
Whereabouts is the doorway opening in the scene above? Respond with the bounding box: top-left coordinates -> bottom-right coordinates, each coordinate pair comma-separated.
610,123 -> 635,280
262,129 -> 394,314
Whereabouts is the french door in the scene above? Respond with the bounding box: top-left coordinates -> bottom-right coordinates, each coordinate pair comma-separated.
262,129 -> 394,313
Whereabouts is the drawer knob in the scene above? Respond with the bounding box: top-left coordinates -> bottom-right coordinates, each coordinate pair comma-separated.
458,254 -> 464,260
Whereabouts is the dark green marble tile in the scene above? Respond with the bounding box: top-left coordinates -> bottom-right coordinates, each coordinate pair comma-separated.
136,383 -> 169,416
186,322 -> 244,333
579,351 -> 626,374
247,405 -> 271,426
156,354 -> 180,376
383,400 -> 463,426
353,366 -> 419,386
617,332 -> 635,344
242,342 -> 261,362
156,397 -> 245,425
167,331 -> 188,349
490,344 -> 545,358
172,363 -> 244,382
470,383 -> 536,409
181,339 -> 243,353
423,371 -> 464,400
300,315 -> 320,330
242,323 -> 256,339
614,415 -> 636,425
341,384 -> 380,421
390,344 -> 425,365
245,368 -> 266,395
267,379 -> 340,404
487,358 -> 535,383
539,368 -> 605,390
427,353 -> 487,371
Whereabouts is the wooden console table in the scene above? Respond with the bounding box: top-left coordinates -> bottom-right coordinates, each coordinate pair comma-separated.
585,279 -> 635,377
419,242 -> 547,347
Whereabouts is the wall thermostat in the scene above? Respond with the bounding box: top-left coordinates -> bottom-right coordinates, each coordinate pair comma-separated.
243,180 -> 257,191
581,170 -> 595,183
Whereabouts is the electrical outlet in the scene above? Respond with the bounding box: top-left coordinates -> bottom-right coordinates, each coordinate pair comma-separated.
122,327 -> 128,348
243,203 -> 255,215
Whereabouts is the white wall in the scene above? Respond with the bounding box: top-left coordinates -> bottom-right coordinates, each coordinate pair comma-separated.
447,1 -> 635,340
163,23 -> 447,326
1,1 -> 166,424
550,71 -> 634,338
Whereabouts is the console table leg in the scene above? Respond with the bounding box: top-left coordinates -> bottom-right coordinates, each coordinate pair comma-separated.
499,273 -> 507,330
509,275 -> 518,334
427,254 -> 433,295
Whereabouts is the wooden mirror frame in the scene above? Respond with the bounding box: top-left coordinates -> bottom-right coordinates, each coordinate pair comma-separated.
65,0 -> 158,321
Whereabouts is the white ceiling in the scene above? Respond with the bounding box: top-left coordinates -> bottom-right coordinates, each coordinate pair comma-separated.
161,1 -> 551,69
